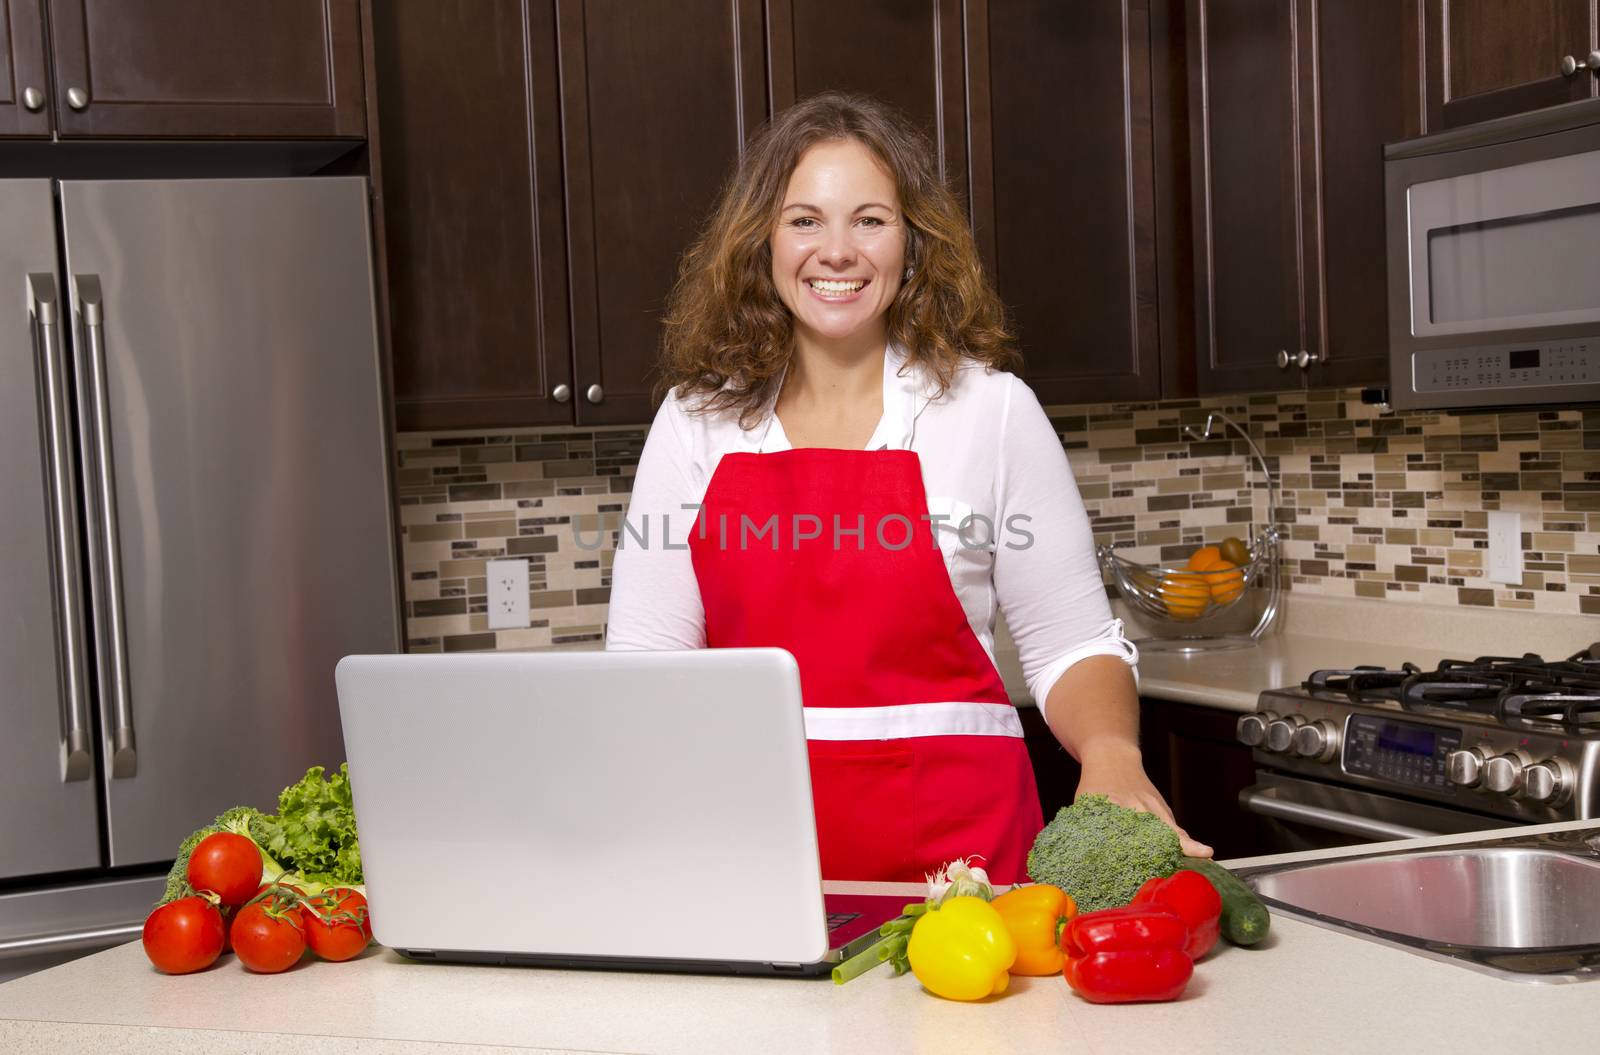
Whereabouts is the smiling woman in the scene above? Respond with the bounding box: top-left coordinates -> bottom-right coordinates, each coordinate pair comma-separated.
607,92 -> 1210,883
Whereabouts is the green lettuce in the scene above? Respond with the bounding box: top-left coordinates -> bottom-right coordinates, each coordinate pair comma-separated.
255,763 -> 363,886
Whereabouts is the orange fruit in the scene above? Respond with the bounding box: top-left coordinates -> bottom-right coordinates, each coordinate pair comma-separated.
1186,545 -> 1223,571
1207,559 -> 1245,604
1160,572 -> 1211,620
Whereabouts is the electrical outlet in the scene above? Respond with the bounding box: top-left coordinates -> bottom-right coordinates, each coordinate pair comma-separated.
1486,511 -> 1523,586
487,558 -> 530,629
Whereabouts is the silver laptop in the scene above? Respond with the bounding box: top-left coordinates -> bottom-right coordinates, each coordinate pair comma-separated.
335,649 -> 907,976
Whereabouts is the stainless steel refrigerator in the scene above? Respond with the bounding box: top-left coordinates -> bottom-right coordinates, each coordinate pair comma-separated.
0,178 -> 400,978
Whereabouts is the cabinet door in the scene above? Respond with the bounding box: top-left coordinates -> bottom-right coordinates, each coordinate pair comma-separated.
375,0 -> 572,430
0,0 -> 50,136
768,0 -> 967,201
1187,0 -> 1318,394
1425,0 -> 1597,129
1308,0 -> 1424,390
558,0 -> 766,426
45,0 -> 364,137
972,0 -> 1162,404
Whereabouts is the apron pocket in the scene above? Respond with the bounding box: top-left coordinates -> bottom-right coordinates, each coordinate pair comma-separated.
806,741 -> 916,882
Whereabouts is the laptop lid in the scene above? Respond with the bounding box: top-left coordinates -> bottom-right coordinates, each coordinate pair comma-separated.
335,649 -> 835,966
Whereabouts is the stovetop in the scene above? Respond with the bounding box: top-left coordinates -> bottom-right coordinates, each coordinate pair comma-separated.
1245,645 -> 1600,822
1291,644 -> 1600,735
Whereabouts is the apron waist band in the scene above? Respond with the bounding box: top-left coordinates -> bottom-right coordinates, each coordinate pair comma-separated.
802,702 -> 1025,741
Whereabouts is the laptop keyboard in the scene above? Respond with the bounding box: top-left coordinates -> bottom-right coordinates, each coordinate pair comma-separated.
826,912 -> 862,934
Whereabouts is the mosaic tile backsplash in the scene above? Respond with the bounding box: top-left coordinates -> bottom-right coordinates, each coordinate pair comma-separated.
396,388 -> 1600,652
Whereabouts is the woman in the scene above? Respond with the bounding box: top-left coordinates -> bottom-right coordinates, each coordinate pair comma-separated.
606,91 -> 1210,882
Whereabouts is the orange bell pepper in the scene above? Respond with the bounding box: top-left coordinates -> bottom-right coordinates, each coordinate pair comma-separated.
990,883 -> 1077,976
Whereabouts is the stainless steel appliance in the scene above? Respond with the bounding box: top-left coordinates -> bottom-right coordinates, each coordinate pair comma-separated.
1237,649 -> 1600,852
1,178 -> 399,979
1385,98 -> 1600,410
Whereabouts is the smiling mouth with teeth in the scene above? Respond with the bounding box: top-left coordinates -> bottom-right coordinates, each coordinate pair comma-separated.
807,278 -> 868,297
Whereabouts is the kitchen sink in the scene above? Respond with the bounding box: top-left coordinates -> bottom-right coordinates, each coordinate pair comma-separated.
1235,826 -> 1600,983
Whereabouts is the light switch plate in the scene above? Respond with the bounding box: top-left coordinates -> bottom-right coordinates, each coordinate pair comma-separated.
1486,511 -> 1523,586
487,558 -> 530,629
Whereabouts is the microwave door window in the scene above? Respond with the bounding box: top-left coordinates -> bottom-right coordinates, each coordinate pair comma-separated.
1427,202 -> 1600,326
1407,147 -> 1600,338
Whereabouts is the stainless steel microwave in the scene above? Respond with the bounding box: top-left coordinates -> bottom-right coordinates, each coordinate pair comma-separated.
1385,99 -> 1600,410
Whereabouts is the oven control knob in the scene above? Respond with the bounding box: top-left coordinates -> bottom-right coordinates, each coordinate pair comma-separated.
1445,748 -> 1487,788
1291,719 -> 1340,762
1483,751 -> 1532,795
1264,714 -> 1307,753
1236,711 -> 1278,748
1522,759 -> 1574,806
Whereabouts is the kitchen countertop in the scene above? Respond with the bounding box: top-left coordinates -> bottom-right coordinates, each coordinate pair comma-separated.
994,593 -> 1600,714
4,820 -> 1599,1055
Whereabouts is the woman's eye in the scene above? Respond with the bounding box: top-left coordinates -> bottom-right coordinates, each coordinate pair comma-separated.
790,217 -> 819,229
858,216 -> 885,227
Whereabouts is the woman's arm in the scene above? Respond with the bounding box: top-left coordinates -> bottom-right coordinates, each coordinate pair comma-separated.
991,374 -> 1211,857
1041,655 -> 1211,857
605,395 -> 708,651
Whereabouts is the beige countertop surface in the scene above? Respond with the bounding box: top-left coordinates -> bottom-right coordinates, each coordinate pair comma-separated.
4,819 -> 1600,1054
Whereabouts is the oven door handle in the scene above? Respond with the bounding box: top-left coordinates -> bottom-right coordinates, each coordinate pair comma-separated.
1240,785 -> 1435,841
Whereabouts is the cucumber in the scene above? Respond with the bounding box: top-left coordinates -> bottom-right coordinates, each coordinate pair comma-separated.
1181,857 -> 1270,946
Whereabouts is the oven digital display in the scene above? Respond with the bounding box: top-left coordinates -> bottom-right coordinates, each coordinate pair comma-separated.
1508,348 -> 1540,370
1343,715 -> 1461,790
1377,722 -> 1436,757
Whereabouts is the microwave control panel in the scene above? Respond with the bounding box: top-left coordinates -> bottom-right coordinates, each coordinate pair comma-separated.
1414,338 -> 1597,392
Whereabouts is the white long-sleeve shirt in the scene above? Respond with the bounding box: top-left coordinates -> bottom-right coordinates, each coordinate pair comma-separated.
604,345 -> 1138,718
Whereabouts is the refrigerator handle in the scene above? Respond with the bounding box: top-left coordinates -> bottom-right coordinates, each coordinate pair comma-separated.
28,274 -> 94,783
71,274 -> 137,778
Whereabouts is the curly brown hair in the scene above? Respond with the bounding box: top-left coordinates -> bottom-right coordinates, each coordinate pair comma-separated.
658,91 -> 1018,426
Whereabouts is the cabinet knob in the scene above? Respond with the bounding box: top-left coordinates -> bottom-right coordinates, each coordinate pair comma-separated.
1276,349 -> 1290,369
21,87 -> 44,112
551,383 -> 571,403
66,87 -> 89,111
1560,51 -> 1600,76
1295,349 -> 1313,369
585,384 -> 604,404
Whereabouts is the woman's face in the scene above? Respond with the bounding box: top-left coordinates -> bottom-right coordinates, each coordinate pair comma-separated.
770,138 -> 907,349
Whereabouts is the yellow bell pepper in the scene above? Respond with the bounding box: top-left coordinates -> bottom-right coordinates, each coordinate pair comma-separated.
991,883 -> 1077,976
906,895 -> 1016,1001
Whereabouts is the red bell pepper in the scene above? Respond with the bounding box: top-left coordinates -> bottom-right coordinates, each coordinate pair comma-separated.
1132,869 -> 1223,961
1061,905 -> 1193,1004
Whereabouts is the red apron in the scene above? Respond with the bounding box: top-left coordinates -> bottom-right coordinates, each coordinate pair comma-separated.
689,447 -> 1044,882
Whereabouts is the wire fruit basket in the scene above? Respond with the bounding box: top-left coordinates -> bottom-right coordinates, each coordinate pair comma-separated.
1097,528 -> 1281,652
1095,411 -> 1283,653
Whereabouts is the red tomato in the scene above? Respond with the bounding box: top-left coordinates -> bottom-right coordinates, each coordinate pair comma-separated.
142,897 -> 225,974
303,888 -> 372,961
186,832 -> 262,906
231,901 -> 307,973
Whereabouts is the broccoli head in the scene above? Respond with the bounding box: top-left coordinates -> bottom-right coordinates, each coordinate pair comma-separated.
158,806 -> 284,906
1025,794 -> 1183,912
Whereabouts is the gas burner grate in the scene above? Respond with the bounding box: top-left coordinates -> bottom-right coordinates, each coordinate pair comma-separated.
1303,664 -> 1421,702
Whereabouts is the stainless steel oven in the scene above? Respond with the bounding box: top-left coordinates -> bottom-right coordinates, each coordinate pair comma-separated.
1385,99 -> 1600,410
1237,656 -> 1600,853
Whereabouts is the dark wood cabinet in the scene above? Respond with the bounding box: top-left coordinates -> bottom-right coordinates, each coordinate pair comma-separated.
374,0 -> 571,431
971,0 -> 1163,404
1183,0 -> 1422,396
44,0 -> 365,138
1139,697 -> 1274,861
1185,0 -> 1316,396
1309,1 -> 1424,390
1424,0 -> 1598,130
0,0 -> 50,137
767,0 -> 967,200
557,0 -> 765,427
